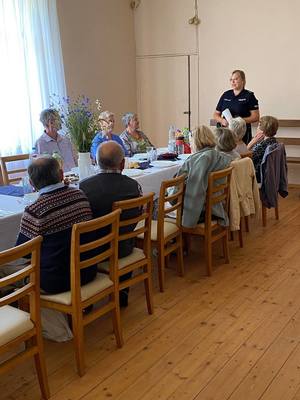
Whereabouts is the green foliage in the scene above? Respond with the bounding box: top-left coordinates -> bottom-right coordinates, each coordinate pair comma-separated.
51,95 -> 101,152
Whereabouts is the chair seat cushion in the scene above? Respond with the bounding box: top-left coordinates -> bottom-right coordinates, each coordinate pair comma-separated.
41,273 -> 113,306
99,247 -> 146,272
0,305 -> 34,346
137,220 -> 179,241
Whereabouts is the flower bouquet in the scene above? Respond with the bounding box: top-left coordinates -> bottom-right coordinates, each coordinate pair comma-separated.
50,94 -> 101,152
51,94 -> 102,178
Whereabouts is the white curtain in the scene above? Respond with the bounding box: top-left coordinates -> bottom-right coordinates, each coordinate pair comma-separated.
0,0 -> 66,156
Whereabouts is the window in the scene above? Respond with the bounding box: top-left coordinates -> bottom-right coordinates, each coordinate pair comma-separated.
0,0 -> 66,156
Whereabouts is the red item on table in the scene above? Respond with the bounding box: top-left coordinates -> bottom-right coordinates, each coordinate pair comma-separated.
183,142 -> 191,154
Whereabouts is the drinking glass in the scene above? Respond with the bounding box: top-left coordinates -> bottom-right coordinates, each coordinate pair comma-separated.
176,143 -> 184,155
22,176 -> 33,195
22,176 -> 37,205
146,146 -> 155,162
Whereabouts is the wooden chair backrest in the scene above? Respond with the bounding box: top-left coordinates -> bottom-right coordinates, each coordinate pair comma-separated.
205,167 -> 233,228
113,193 -> 154,257
157,174 -> 186,236
0,154 -> 30,185
240,151 -> 253,159
0,236 -> 42,324
70,209 -> 121,305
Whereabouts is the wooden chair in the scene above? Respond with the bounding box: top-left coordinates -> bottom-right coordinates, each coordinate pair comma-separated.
0,165 -> 3,185
239,152 -> 254,232
182,167 -> 233,276
0,154 -> 30,185
229,157 -> 260,247
240,151 -> 253,159
261,202 -> 279,227
138,175 -> 185,292
0,236 -> 50,399
99,193 -> 154,314
260,143 -> 287,227
40,209 -> 123,377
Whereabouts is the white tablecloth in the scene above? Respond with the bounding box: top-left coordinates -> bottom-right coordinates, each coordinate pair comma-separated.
0,195 -> 25,251
0,161 -> 183,251
134,162 -> 182,198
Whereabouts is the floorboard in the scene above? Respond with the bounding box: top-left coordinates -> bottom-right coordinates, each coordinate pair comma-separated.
1,187 -> 300,400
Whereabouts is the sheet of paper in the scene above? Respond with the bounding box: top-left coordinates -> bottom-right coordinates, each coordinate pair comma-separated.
222,108 -> 233,122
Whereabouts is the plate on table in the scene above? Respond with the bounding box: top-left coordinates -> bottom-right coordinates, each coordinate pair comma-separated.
150,160 -> 176,168
64,173 -> 80,183
71,167 -> 79,175
131,153 -> 148,160
122,169 -> 144,178
178,154 -> 191,161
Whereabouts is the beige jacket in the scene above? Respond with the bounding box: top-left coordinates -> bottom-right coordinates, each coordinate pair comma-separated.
230,158 -> 260,231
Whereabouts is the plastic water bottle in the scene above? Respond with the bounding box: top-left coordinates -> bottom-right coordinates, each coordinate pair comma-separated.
168,125 -> 176,153
30,146 -> 38,161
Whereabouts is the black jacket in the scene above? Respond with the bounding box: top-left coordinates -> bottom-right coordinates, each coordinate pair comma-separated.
80,172 -> 142,258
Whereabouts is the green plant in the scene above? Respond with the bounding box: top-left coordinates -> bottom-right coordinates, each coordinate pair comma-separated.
51,95 -> 101,152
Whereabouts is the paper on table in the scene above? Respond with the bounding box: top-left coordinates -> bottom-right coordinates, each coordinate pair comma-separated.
222,108 -> 233,122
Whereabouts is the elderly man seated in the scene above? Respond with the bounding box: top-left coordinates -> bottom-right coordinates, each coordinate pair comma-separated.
35,108 -> 77,172
16,156 -> 97,294
80,141 -> 142,306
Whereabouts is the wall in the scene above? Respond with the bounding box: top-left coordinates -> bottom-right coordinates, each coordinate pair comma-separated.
198,0 -> 300,124
134,0 -> 300,183
134,0 -> 199,146
197,0 -> 300,183
56,0 -> 137,132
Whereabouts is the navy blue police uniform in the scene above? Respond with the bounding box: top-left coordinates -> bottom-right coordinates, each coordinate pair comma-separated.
216,89 -> 259,144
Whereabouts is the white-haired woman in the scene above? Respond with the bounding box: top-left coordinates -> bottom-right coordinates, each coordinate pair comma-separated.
90,111 -> 128,160
228,117 -> 248,154
215,127 -> 241,161
170,126 -> 232,228
120,113 -> 154,156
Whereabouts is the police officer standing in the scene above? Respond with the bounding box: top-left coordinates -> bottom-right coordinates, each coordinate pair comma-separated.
213,70 -> 260,144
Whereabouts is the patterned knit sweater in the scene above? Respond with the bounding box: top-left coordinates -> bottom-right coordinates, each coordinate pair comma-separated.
16,186 -> 97,294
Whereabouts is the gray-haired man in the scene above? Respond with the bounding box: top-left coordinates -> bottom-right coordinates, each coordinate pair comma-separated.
80,141 -> 142,306
16,156 -> 96,293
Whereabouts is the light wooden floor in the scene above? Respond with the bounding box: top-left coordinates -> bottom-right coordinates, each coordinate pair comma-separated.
1,187 -> 300,400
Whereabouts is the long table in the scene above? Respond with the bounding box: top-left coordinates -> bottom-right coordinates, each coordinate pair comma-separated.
0,161 -> 183,251
0,195 -> 25,251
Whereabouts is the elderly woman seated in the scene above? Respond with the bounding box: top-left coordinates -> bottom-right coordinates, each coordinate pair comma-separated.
171,126 -> 232,228
120,112 -> 154,156
215,127 -> 241,161
90,111 -> 128,160
35,108 -> 77,172
228,117 -> 248,154
248,115 -> 278,183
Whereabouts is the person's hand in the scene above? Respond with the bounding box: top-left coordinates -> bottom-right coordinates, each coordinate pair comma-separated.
253,129 -> 265,142
221,118 -> 228,127
247,130 -> 265,150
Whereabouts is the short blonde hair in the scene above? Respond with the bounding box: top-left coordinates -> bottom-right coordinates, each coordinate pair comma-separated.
192,126 -> 216,151
215,128 -> 237,152
259,116 -> 278,137
228,117 -> 246,141
98,110 -> 114,130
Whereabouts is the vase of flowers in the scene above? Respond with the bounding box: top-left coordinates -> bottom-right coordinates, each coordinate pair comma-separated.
51,94 -> 101,179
